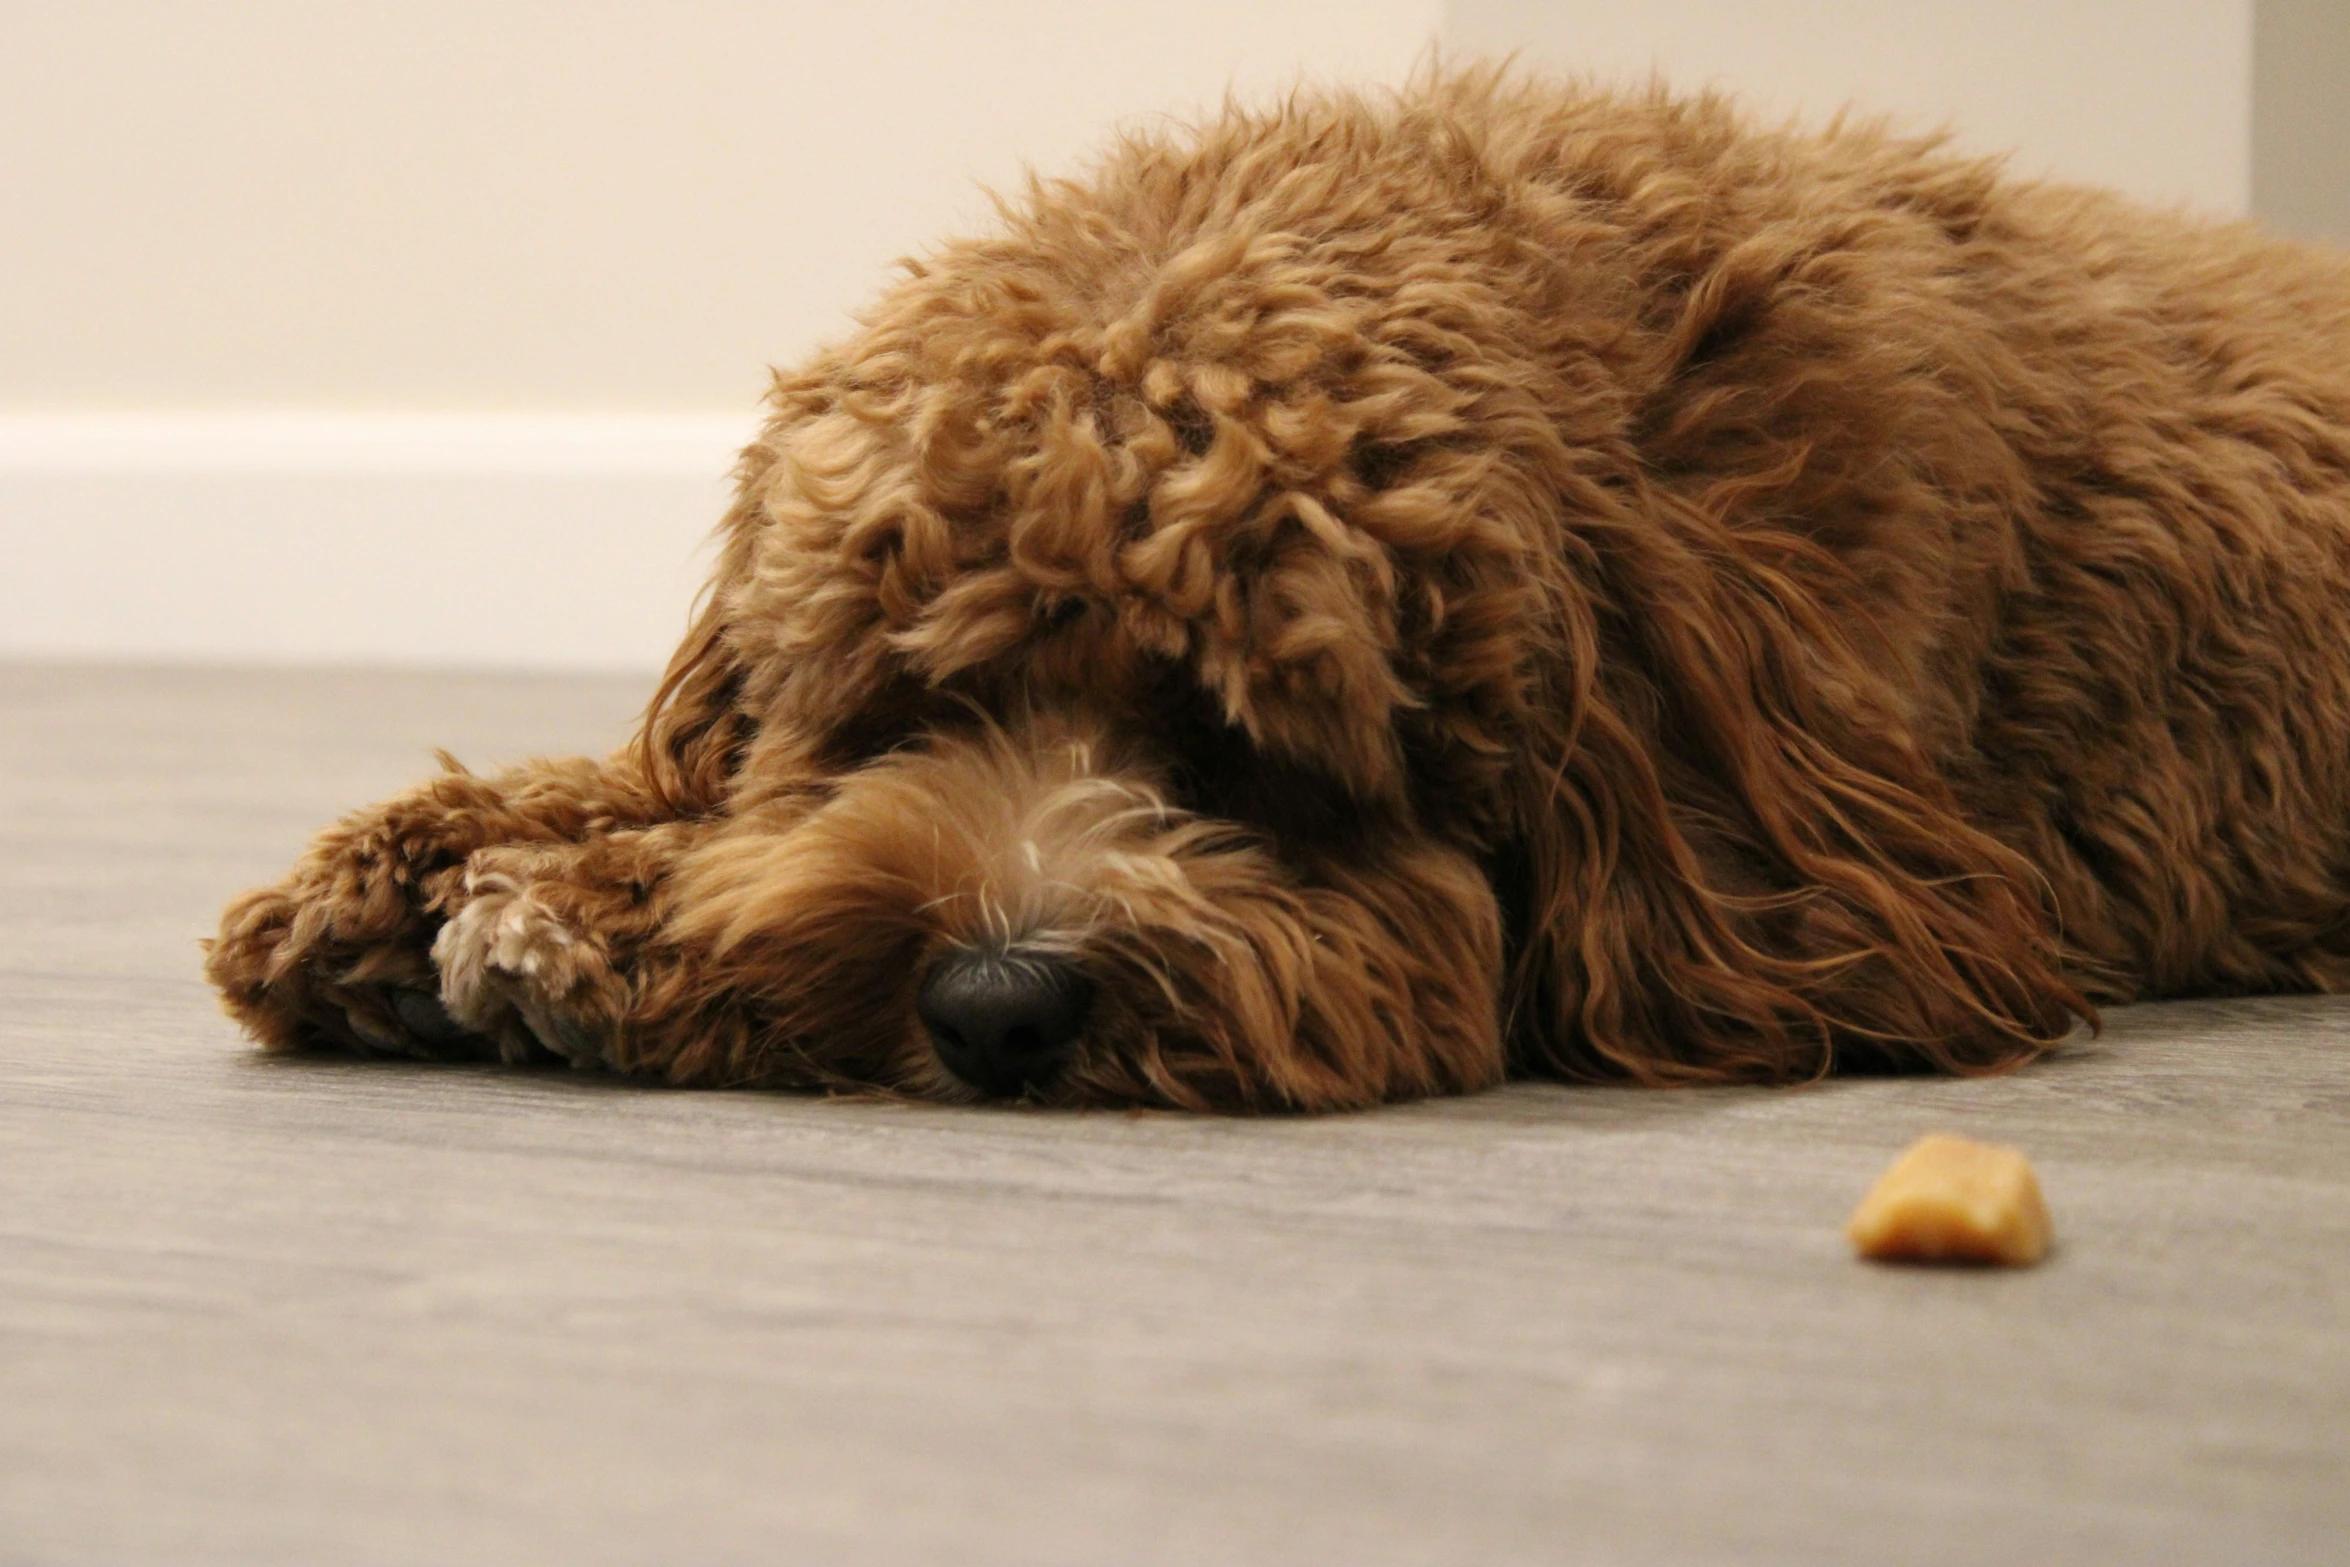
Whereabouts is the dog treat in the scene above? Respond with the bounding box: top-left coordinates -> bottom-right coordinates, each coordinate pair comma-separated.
1846,1134 -> 2052,1266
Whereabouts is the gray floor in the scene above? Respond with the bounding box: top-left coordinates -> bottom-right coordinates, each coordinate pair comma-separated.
2,664 -> 2345,1566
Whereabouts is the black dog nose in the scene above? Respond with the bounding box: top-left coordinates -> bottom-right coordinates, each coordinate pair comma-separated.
917,946 -> 1093,1098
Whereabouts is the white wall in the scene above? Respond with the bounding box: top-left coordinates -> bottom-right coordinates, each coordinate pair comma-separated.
0,413 -> 744,671
0,1 -> 1440,670
2255,0 -> 2350,244
1446,0 -> 2254,217
7,0 -> 2330,673
0,0 -> 1441,413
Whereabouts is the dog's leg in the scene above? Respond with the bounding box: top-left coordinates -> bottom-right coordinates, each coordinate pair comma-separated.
428,821 -> 710,1074
424,795 -> 871,1089
205,755 -> 674,1062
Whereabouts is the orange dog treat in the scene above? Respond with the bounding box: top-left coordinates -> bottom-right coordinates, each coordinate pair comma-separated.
1847,1134 -> 2053,1266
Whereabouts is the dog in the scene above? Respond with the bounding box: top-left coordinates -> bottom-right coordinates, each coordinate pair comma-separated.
206,70 -> 2350,1111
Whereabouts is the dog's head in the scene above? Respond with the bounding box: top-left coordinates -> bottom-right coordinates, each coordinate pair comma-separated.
623,108 -> 1612,1109
628,87 -> 2084,1109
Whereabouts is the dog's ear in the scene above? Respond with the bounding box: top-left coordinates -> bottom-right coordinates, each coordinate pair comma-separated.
1506,488 -> 2091,1082
631,474 -> 767,813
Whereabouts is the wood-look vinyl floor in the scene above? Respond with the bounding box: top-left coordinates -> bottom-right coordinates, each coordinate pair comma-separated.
3,664 -> 2345,1565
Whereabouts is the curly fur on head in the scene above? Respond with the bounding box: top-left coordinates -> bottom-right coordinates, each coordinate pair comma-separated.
208,68 -> 2350,1111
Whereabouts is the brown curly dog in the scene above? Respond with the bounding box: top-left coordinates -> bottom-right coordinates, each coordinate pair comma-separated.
206,72 -> 2350,1111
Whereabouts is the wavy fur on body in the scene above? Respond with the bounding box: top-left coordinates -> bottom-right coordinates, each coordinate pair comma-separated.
207,72 -> 2350,1110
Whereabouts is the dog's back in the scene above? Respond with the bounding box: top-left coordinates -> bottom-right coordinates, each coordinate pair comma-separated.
1485,83 -> 2350,1005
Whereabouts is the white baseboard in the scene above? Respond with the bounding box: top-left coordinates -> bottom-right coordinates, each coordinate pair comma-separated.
0,413 -> 757,672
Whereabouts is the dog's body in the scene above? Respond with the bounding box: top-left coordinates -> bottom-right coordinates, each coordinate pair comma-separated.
209,74 -> 2350,1110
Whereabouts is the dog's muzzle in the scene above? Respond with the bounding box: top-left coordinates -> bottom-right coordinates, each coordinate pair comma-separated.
917,945 -> 1094,1098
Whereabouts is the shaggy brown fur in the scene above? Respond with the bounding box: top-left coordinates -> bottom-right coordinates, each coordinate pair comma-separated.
207,72 -> 2350,1111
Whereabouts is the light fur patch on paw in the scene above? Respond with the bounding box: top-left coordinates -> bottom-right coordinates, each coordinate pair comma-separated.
1847,1133 -> 2053,1267
433,872 -> 608,1069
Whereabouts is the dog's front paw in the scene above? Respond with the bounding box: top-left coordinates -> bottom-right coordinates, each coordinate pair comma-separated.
433,859 -> 626,1070
207,854 -> 479,1059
